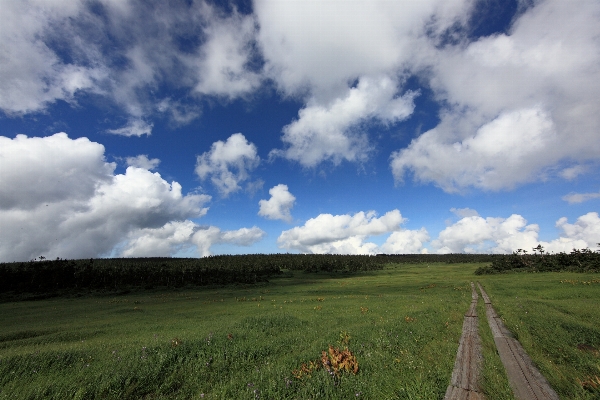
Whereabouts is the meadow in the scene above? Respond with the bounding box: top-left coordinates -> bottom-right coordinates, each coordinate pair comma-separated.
1,262 -> 599,399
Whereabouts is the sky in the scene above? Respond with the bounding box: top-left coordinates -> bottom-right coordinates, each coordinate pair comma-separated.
1,0 -> 600,262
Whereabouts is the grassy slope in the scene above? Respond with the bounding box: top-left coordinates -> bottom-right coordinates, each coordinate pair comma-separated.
1,264 -> 598,399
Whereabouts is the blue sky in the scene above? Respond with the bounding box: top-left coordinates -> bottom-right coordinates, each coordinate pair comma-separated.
1,0 -> 599,262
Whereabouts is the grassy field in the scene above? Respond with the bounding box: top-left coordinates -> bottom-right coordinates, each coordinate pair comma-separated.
476,273 -> 600,399
1,263 -> 599,399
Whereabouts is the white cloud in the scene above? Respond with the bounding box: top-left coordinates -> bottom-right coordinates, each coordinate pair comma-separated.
431,210 -> 600,254
121,221 -> 265,258
126,154 -> 160,170
195,133 -> 260,197
0,133 -> 212,262
0,0 -> 106,115
433,214 -> 541,254
555,213 -> 600,249
380,229 -> 430,254
562,191 -> 600,204
255,0 -> 470,168
221,227 -> 266,247
156,98 -> 202,127
120,220 -> 198,258
255,0 -> 468,98
301,236 -> 380,256
8,0 -> 598,188
392,107 -> 560,192
0,1 -> 261,125
258,184 -> 296,222
0,133 -> 113,210
191,226 -> 265,257
277,210 -> 428,254
392,0 -> 600,191
191,4 -> 261,98
107,119 -> 153,137
271,76 -> 418,167
559,165 -> 588,180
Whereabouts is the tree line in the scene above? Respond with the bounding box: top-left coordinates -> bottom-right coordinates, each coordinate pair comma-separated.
475,246 -> 600,274
0,253 -> 500,298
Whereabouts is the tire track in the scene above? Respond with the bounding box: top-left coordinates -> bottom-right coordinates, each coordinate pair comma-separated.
445,282 -> 484,399
477,283 -> 559,400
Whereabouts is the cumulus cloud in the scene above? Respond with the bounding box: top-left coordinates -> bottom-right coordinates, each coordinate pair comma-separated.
0,133 -> 113,210
392,107 -> 560,192
126,154 -> 160,170
255,0 -> 468,98
195,133 -> 260,197
277,210 -> 428,254
120,220 -> 198,258
255,0 -> 471,167
432,214 -> 539,254
555,213 -> 600,248
392,0 -> 600,191
121,222 -> 265,258
562,191 -> 600,204
0,132 -> 267,262
380,229 -> 430,254
271,76 -> 418,167
431,210 -> 600,254
258,184 -> 296,222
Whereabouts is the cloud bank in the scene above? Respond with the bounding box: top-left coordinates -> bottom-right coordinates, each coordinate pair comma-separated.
433,212 -> 600,254
278,208 -> 600,256
121,222 -> 265,258
277,210 -> 429,255
0,133 -> 263,261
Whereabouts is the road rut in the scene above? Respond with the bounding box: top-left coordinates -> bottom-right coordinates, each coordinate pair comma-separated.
444,282 -> 484,400
477,283 -> 559,400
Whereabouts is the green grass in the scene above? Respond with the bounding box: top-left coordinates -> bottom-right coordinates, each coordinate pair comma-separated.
476,295 -> 514,399
1,264 -> 599,399
477,273 -> 600,399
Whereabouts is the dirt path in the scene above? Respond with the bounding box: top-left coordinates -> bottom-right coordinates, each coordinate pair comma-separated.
444,282 -> 485,399
477,283 -> 559,400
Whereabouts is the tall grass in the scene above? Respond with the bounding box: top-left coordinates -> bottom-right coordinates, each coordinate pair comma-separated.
1,264 -> 476,399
